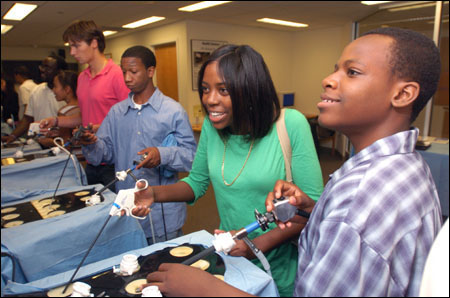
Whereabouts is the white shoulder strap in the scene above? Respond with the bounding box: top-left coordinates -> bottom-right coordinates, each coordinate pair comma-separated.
276,109 -> 292,182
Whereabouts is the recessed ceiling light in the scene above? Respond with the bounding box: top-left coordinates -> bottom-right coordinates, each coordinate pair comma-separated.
361,1 -> 392,5
1,24 -> 14,34
178,1 -> 232,12
3,3 -> 37,21
103,30 -> 118,37
122,16 -> 166,29
257,18 -> 308,28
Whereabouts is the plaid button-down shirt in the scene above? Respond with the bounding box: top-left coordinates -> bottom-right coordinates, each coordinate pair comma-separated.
294,128 -> 442,297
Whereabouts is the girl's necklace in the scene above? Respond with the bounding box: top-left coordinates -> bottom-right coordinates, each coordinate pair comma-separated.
221,138 -> 254,186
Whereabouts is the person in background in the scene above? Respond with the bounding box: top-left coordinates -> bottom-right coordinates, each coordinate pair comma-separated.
13,65 -> 37,121
38,70 -> 80,148
138,27 -> 442,297
1,73 -> 19,124
40,20 -> 129,191
131,44 -> 324,296
2,55 -> 67,144
1,73 -> 19,136
80,46 -> 196,244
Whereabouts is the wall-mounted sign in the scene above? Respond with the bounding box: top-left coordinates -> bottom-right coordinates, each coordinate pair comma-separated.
191,39 -> 227,90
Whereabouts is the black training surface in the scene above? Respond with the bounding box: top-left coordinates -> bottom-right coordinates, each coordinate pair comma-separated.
1,188 -> 104,228
13,152 -> 55,163
4,244 -> 225,297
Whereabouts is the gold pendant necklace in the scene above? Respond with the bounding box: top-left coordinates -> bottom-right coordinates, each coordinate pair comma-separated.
221,138 -> 255,186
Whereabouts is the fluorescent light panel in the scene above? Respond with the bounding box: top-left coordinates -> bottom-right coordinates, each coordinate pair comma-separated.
257,18 -> 308,28
361,1 -> 392,5
103,30 -> 118,37
178,1 -> 232,12
427,19 -> 449,24
388,2 -> 436,12
122,16 -> 165,29
1,24 -> 13,34
3,3 -> 37,21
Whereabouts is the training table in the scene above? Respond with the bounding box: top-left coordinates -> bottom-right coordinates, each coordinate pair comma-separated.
1,184 -> 147,291
1,230 -> 279,297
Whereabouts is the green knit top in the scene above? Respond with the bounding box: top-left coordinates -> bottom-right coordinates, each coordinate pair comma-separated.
182,108 -> 323,296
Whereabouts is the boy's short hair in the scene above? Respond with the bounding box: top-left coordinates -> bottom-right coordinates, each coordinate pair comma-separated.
63,20 -> 106,53
121,46 -> 156,68
362,27 -> 441,122
13,65 -> 31,78
49,54 -> 68,71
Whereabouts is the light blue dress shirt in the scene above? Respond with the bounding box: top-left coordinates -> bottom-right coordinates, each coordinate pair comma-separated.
82,88 -> 197,238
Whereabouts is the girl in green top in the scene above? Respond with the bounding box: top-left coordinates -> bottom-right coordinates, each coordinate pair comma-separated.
133,44 -> 323,296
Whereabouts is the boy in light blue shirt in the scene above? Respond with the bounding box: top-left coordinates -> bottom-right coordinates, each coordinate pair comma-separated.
81,46 -> 197,244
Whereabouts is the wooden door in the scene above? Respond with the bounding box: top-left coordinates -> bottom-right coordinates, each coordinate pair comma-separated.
154,43 -> 178,101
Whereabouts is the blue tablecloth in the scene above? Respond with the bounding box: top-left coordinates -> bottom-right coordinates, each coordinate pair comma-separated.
418,143 -> 449,218
1,141 -> 43,158
1,230 -> 279,297
1,184 -> 147,290
1,151 -> 87,197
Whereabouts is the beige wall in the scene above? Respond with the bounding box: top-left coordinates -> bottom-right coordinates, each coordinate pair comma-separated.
184,20 -> 295,122
1,20 -> 352,137
1,46 -> 77,63
291,24 -> 354,155
106,19 -> 351,123
291,24 -> 353,115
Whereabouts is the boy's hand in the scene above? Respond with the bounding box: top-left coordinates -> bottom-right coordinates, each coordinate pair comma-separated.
76,129 -> 97,145
266,180 -> 315,229
144,263 -> 225,297
2,135 -> 16,144
136,147 -> 161,169
71,123 -> 95,145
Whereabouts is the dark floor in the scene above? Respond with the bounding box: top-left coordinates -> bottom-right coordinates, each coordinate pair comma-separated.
181,147 -> 345,235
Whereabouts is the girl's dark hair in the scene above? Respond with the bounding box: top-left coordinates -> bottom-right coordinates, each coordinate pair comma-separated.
55,70 -> 78,96
197,44 -> 280,140
362,27 -> 441,122
63,20 -> 106,53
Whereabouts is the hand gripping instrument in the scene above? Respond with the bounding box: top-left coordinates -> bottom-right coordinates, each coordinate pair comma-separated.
63,178 -> 151,294
109,179 -> 149,219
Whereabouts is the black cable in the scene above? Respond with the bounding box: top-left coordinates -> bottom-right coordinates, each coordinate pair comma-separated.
19,142 -> 26,153
62,215 -> 112,294
52,149 -> 72,200
161,203 -> 168,241
296,209 -> 311,219
158,175 -> 168,242
95,176 -> 119,195
181,246 -> 216,266
1,252 -> 16,282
